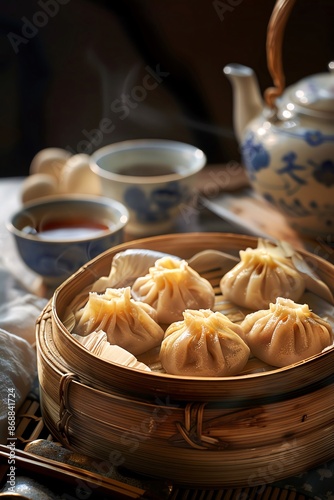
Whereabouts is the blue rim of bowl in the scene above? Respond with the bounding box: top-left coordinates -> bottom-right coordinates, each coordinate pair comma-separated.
7,194 -> 129,243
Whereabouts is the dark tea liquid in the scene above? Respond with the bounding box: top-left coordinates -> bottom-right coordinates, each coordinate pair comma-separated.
38,219 -> 109,240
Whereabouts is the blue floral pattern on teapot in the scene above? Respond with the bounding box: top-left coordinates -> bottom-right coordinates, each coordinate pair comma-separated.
243,130 -> 334,186
241,128 -> 334,234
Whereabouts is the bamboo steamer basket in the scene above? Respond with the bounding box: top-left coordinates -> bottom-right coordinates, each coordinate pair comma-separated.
36,232 -> 334,488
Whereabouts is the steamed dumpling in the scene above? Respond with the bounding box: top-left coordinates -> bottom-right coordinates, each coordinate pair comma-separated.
160,309 -> 250,376
72,331 -> 151,371
220,240 -> 305,310
74,287 -> 164,356
241,297 -> 333,367
131,256 -> 215,324
91,249 -> 176,293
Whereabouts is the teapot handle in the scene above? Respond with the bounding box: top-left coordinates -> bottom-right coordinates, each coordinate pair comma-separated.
264,0 -> 297,110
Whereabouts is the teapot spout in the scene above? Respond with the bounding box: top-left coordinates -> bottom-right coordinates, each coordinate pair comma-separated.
224,64 -> 263,143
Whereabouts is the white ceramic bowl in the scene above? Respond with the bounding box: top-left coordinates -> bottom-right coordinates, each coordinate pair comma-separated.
89,139 -> 207,235
7,195 -> 129,286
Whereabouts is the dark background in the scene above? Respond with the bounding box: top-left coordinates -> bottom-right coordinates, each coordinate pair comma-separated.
1,0 -> 334,176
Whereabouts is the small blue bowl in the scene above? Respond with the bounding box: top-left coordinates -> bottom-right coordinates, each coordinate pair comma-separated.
7,195 -> 128,286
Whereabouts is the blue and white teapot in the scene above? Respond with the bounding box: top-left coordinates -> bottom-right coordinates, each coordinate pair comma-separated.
224,0 -> 334,238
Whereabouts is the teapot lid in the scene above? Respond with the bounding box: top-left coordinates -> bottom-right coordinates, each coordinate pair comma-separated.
289,62 -> 334,115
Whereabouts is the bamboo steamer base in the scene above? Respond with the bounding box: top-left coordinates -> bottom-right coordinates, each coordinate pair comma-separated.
36,233 -> 334,488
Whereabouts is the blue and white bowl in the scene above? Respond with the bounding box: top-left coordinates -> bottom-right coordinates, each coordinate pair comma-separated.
90,139 -> 207,236
7,195 -> 128,285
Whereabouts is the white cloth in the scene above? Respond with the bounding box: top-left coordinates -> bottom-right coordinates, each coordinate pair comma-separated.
0,329 -> 37,443
0,267 -> 47,346
0,262 -> 47,443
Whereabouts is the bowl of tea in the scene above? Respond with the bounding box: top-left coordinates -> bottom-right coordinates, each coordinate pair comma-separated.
90,139 -> 207,235
7,195 -> 128,286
